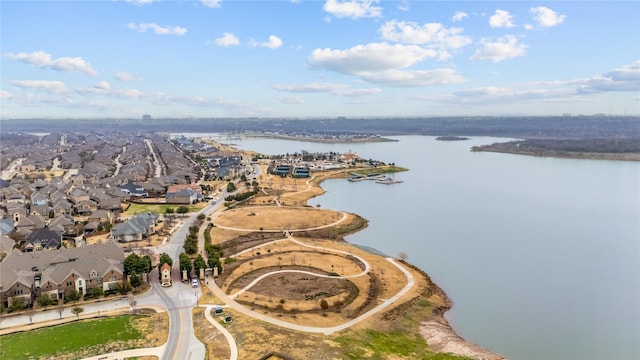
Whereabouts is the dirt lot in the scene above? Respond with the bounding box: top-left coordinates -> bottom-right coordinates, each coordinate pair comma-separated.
214,206 -> 345,231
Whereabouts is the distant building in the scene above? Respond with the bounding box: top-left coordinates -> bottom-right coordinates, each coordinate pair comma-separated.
272,164 -> 291,177
160,263 -> 172,287
142,114 -> 152,120
120,182 -> 149,197
292,165 -> 310,178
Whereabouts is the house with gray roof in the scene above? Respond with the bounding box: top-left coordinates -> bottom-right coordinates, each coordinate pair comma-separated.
109,212 -> 157,242
24,227 -> 62,252
0,240 -> 124,307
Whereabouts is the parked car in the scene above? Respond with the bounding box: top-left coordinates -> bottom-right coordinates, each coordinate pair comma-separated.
191,278 -> 198,288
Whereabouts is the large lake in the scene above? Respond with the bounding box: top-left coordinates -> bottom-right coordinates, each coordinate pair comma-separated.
188,134 -> 640,360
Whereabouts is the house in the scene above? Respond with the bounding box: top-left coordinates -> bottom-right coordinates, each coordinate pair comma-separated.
30,204 -> 49,217
166,188 -> 197,204
109,212 -> 157,242
24,227 -> 63,251
120,182 -> 149,197
160,263 -> 172,287
69,188 -> 90,204
0,219 -> 14,235
88,209 -> 112,225
74,199 -> 98,215
51,198 -> 73,217
49,214 -> 76,235
0,240 -> 125,307
30,191 -> 48,206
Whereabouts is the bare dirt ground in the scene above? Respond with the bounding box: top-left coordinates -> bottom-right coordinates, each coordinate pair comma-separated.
214,206 -> 345,231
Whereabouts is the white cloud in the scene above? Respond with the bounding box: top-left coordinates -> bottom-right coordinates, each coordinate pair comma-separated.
110,89 -> 144,99
426,86 -> 577,105
127,23 -> 187,36
201,0 -> 222,8
280,95 -> 305,104
125,0 -> 156,5
470,35 -> 527,62
323,0 -> 382,19
397,0 -> 409,12
213,32 -> 240,47
273,82 -> 348,93
273,82 -> 381,96
5,51 -> 97,75
578,61 -> 640,93
489,9 -> 515,28
252,35 -> 283,49
12,80 -> 68,93
452,11 -> 468,22
94,81 -> 111,90
379,20 -> 472,50
334,88 -> 382,96
114,71 -> 141,81
309,42 -> 439,74
1,91 -> 13,99
357,69 -> 466,87
530,6 -> 566,28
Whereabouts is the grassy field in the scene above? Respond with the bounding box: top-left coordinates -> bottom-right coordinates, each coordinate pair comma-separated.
352,165 -> 409,175
125,202 -> 205,215
334,330 -> 471,360
0,315 -> 142,360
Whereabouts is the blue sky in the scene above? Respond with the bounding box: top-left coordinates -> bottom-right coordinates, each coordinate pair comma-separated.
1,0 -> 638,119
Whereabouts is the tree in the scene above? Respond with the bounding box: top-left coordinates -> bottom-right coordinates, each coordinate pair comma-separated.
8,298 -> 26,313
128,293 -> 137,314
37,293 -> 54,310
165,207 -> 175,214
90,287 -> 104,299
176,206 -> 189,215
179,253 -> 192,274
226,182 -> 236,192
398,251 -> 408,261
72,306 -> 84,320
130,273 -> 142,289
57,298 -> 64,319
65,289 -> 81,304
193,254 -> 207,273
138,255 -> 152,274
116,281 -> 133,295
159,253 -> 173,267
124,253 -> 140,277
320,299 -> 329,314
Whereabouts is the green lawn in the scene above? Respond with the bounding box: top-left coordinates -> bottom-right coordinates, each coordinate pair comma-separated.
335,329 -> 472,360
125,202 -> 204,215
0,315 -> 141,360
353,165 -> 409,175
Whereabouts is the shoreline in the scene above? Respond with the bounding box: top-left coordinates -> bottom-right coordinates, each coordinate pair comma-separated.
244,133 -> 398,144
310,170 -> 507,360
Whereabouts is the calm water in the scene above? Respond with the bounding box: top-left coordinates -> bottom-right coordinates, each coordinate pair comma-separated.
199,134 -> 640,360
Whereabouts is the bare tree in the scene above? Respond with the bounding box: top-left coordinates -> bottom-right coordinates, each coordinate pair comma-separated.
398,251 -> 408,261
57,298 -> 64,319
128,293 -> 137,314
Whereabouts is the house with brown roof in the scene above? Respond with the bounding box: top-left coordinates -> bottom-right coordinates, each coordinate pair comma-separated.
0,241 -> 124,308
160,263 -> 172,287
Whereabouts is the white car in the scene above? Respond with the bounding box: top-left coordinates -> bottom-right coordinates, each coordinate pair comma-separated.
191,279 -> 198,288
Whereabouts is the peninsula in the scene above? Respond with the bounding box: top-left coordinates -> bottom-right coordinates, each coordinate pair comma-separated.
0,132 -> 504,360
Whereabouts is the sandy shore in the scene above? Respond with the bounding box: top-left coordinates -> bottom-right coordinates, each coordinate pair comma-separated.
420,319 -> 508,360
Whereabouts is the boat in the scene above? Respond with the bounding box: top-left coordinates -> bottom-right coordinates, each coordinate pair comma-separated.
375,176 -> 404,184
